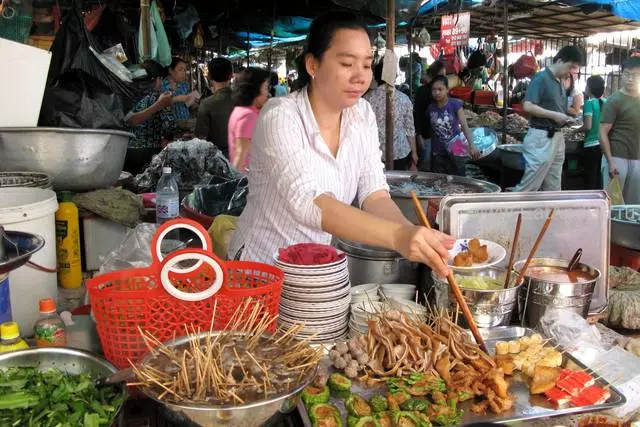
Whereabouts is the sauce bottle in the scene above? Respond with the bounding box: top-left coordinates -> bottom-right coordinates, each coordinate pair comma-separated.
34,298 -> 67,347
0,322 -> 29,353
55,191 -> 83,289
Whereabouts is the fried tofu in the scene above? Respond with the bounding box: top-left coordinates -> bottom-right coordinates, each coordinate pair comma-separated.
453,251 -> 473,267
530,365 -> 560,394
494,354 -> 515,376
484,368 -> 509,399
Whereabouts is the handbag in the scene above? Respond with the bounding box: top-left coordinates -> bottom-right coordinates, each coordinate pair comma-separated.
446,132 -> 470,157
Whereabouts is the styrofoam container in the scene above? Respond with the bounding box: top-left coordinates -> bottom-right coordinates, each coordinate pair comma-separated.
0,188 -> 58,333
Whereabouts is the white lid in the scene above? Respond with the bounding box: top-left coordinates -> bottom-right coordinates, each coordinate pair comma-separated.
162,167 -> 172,174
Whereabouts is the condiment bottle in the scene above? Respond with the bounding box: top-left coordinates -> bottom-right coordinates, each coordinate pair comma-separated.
0,322 -> 28,353
34,298 -> 67,347
55,191 -> 83,289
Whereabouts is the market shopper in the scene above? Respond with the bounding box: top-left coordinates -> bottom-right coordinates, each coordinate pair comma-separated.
364,59 -> 417,170
564,73 -> 584,117
428,76 -> 479,176
414,61 -> 447,171
162,57 -> 199,120
228,67 -> 270,171
228,12 -> 454,277
600,56 -> 640,204
511,45 -> 584,192
581,75 -> 606,190
195,57 -> 235,157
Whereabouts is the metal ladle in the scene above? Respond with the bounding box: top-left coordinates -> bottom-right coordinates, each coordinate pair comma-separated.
568,248 -> 583,271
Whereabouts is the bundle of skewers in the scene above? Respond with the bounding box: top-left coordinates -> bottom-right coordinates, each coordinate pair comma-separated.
129,299 -> 322,406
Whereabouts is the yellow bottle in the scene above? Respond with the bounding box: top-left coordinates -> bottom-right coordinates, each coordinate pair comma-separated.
55,192 -> 83,289
0,322 -> 29,353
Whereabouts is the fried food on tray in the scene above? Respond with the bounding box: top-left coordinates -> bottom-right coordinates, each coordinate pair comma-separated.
494,354 -> 515,376
453,251 -> 473,267
468,238 -> 489,263
530,365 -> 561,394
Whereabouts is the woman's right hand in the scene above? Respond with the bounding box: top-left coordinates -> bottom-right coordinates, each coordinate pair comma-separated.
393,225 -> 455,277
608,158 -> 619,178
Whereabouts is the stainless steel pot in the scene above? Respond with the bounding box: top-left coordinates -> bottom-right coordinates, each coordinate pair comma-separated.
335,238 -> 418,286
611,205 -> 640,251
514,258 -> 600,328
0,127 -> 132,191
386,171 -> 501,225
432,267 -> 523,328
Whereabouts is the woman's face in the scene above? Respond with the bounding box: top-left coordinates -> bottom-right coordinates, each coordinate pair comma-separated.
254,80 -> 270,109
306,28 -> 373,110
170,61 -> 187,82
431,81 -> 448,102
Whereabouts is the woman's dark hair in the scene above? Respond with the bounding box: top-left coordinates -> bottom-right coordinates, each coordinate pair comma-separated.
431,75 -> 449,89
565,73 -> 575,97
208,57 -> 233,82
141,60 -> 168,80
426,61 -> 446,80
553,45 -> 585,65
296,11 -> 369,89
373,59 -> 384,85
233,67 -> 270,106
586,75 -> 605,107
170,56 -> 187,70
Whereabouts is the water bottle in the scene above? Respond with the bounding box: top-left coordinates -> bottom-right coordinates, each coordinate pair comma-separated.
156,167 -> 179,225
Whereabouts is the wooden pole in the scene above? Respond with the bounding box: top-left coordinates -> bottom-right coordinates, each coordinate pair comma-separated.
501,0 -> 509,145
140,0 -> 151,61
408,25 -> 413,100
385,0 -> 396,170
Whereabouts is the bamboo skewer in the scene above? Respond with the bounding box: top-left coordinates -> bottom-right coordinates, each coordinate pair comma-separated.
515,209 -> 555,286
504,213 -> 523,289
409,190 -> 488,353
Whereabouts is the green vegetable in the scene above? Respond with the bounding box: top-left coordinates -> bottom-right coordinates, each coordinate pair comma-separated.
345,393 -> 372,417
430,399 -> 463,426
328,373 -> 352,392
0,367 -> 125,427
400,398 -> 429,412
352,416 -> 381,427
387,374 -> 446,396
374,411 -> 394,427
456,275 -> 503,290
412,412 -> 433,427
369,394 -> 389,413
302,385 -> 330,408
310,403 -> 341,426
387,391 -> 411,411
457,390 -> 474,402
393,411 -> 421,427
347,415 -> 360,427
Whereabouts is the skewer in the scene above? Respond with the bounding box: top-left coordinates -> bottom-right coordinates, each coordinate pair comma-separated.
410,190 -> 488,353
504,213 -> 522,289
515,209 -> 555,286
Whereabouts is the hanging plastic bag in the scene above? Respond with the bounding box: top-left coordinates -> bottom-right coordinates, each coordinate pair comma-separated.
174,4 -> 199,40
137,5 -> 157,62
150,1 -> 171,67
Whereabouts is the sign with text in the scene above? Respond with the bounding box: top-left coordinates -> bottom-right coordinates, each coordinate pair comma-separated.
440,12 -> 471,53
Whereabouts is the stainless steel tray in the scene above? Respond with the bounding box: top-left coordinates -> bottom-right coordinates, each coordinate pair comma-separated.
437,191 -> 610,314
299,326 -> 626,426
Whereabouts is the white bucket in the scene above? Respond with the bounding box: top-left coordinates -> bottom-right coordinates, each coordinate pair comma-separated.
0,188 -> 58,335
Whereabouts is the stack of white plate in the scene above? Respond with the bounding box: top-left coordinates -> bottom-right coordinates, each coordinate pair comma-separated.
388,298 -> 429,321
379,284 -> 417,301
275,252 -> 351,344
349,300 -> 390,337
350,283 -> 380,305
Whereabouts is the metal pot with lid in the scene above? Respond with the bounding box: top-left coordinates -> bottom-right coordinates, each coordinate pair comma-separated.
335,238 -> 418,286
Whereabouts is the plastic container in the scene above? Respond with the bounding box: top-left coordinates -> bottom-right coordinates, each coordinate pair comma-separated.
55,192 -> 82,289
156,167 -> 179,226
473,90 -> 496,105
0,188 -> 58,333
0,322 -> 29,353
34,298 -> 67,347
450,87 -> 473,102
0,275 -> 11,324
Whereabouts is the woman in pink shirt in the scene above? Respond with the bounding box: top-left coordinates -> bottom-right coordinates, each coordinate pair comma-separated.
228,68 -> 270,171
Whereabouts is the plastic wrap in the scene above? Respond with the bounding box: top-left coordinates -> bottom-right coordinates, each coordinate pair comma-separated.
539,308 -> 605,354
98,223 -> 156,273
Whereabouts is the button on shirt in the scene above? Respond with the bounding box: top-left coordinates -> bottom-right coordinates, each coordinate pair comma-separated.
525,68 -> 568,129
228,87 -> 390,264
365,85 -> 415,160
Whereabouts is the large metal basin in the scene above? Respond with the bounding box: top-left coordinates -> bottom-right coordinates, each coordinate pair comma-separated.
386,171 -> 501,225
611,205 -> 640,251
0,127 -> 132,191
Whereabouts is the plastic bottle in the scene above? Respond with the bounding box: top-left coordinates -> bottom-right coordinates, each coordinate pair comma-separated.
55,191 -> 82,289
34,298 -> 67,347
156,167 -> 179,226
0,322 -> 28,353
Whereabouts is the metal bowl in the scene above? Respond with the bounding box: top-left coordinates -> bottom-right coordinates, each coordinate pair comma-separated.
514,258 -> 600,328
497,144 -> 525,170
611,205 -> 640,251
0,347 -> 125,424
386,171 -> 501,225
0,127 -> 132,191
431,267 -> 523,328
138,332 -> 316,426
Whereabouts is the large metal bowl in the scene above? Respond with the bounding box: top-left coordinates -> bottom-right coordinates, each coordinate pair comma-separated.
0,347 -> 125,423
386,171 -> 501,225
0,127 -> 132,191
432,267 -> 523,328
611,205 -> 640,251
139,332 -> 316,426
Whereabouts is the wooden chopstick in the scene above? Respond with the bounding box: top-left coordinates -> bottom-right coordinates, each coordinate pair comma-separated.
409,191 -> 488,353
504,213 -> 523,289
515,209 -> 555,286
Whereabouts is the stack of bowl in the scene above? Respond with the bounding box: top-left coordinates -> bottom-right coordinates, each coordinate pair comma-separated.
387,298 -> 429,321
379,284 -> 417,301
275,251 -> 351,344
349,300 -> 389,337
350,284 -> 380,305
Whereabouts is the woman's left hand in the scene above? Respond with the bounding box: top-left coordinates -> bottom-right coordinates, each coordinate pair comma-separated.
469,145 -> 481,160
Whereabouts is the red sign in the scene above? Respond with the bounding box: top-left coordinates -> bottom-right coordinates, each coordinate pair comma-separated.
440,12 -> 471,54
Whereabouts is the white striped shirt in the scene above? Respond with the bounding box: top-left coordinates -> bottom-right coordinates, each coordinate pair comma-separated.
228,87 -> 389,264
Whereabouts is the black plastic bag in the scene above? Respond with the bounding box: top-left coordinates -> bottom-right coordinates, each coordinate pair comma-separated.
186,177 -> 248,217
39,3 -> 134,129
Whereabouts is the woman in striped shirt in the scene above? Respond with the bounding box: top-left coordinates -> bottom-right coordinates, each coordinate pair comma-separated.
228,12 -> 454,277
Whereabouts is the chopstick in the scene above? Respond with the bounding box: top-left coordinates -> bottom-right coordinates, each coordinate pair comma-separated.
409,191 -> 488,353
515,209 -> 555,286
503,214 -> 523,289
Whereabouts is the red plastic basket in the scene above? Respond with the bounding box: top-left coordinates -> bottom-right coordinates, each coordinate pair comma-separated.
87,219 -> 283,369
450,87 -> 473,102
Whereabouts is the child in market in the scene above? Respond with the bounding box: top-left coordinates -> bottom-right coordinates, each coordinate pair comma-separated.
581,75 -> 606,190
